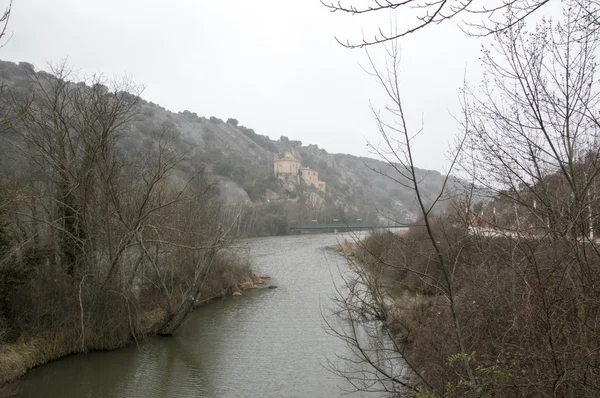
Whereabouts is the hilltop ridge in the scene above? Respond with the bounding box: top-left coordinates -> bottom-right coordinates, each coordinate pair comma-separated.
0,59 -> 456,234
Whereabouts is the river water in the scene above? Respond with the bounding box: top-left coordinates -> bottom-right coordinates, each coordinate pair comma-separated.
19,232 -> 384,397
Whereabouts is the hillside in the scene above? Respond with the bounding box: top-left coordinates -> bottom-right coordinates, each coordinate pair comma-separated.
0,60 -> 455,235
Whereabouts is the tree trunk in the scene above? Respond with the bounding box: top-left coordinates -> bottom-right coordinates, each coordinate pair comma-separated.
158,245 -> 217,336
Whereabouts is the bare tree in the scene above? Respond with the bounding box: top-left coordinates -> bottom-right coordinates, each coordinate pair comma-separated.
325,37 -> 475,395
4,62 -> 141,275
457,3 -> 600,394
0,0 -> 11,48
329,1 -> 600,396
0,61 -> 244,362
321,0 -> 600,46
463,0 -> 600,242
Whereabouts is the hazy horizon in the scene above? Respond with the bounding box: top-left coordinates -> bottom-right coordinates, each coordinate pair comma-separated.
0,0 -> 491,173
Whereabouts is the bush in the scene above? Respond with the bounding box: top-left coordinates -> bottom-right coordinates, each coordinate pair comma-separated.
238,125 -> 277,152
181,110 -> 198,119
212,160 -> 232,177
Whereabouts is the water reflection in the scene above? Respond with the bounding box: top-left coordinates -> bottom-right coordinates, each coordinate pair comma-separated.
21,232 -> 385,397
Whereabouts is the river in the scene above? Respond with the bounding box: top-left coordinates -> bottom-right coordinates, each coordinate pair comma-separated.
19,232 -> 386,397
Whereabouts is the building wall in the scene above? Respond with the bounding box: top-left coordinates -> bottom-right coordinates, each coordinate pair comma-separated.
274,153 -> 301,175
274,153 -> 326,193
274,159 -> 300,174
300,168 -> 317,183
300,168 -> 326,193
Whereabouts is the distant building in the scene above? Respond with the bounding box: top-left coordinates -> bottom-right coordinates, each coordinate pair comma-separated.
274,152 -> 326,193
273,152 -> 300,175
299,167 -> 326,192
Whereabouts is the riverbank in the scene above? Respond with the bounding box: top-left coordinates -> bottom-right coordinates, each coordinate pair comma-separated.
17,233 -> 367,397
337,223 -> 600,396
0,261 -> 268,396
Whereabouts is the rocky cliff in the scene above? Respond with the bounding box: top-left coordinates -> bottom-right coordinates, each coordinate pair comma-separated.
0,59 -> 457,231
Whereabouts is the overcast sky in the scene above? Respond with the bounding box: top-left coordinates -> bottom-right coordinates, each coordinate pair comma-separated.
1,0 -> 488,172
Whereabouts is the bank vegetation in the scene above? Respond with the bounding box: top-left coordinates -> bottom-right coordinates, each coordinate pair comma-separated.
328,1 -> 600,397
0,62 -> 257,391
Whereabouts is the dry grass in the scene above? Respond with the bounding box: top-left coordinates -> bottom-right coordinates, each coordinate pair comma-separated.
0,333 -> 81,385
0,250 -> 255,388
0,382 -> 19,398
352,225 -> 600,396
198,252 -> 255,298
0,306 -> 175,386
336,239 -> 359,257
0,341 -> 35,385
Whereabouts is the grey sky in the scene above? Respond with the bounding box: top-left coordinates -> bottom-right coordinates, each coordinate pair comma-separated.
1,0 -> 486,172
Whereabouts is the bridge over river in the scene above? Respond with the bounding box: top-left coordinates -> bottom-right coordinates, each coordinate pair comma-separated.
290,223 -> 409,231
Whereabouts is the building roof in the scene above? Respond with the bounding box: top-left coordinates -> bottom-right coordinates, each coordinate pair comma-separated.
276,152 -> 299,162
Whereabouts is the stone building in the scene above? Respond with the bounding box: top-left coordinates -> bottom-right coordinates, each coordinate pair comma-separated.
299,167 -> 326,192
273,152 -> 300,175
274,152 -> 326,193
